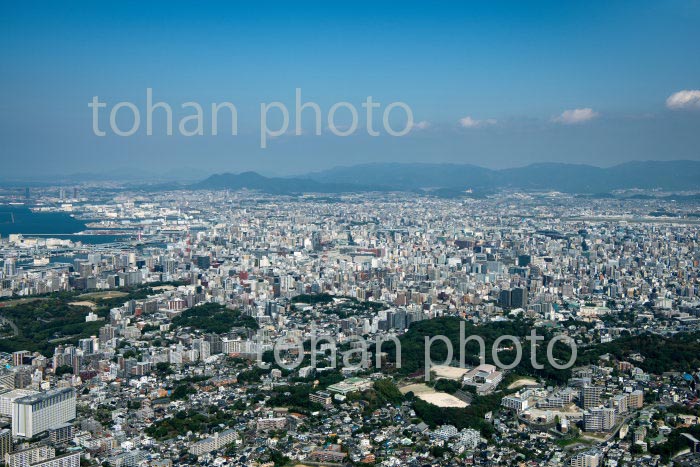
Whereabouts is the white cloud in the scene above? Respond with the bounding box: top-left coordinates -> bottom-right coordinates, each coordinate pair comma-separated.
458,116 -> 497,128
411,120 -> 430,131
666,90 -> 700,110
553,108 -> 599,124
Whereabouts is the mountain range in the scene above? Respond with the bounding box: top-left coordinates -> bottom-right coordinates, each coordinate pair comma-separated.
193,160 -> 700,195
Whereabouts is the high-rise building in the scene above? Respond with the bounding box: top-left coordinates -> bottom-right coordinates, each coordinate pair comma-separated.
584,407 -> 616,432
48,423 -> 74,444
12,351 -> 30,367
629,389 -> 644,409
580,385 -> 603,409
311,231 -> 322,251
99,325 -> 116,346
0,429 -> 12,459
498,288 -> 528,309
11,388 -> 76,438
498,289 -> 511,308
193,339 -> 210,361
0,389 -> 39,417
611,393 -> 628,415
78,337 -> 98,355
204,334 -> 222,354
3,258 -> 17,278
194,255 -> 210,270
511,287 -> 528,308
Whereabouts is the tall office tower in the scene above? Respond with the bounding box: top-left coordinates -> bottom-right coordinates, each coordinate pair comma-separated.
498,289 -> 511,308
205,334 -> 223,354
163,259 -> 176,274
272,276 -> 281,297
511,287 -> 528,308
194,254 -> 210,270
3,258 -> 17,277
11,388 -> 77,438
392,309 -> 407,330
311,231 -> 322,251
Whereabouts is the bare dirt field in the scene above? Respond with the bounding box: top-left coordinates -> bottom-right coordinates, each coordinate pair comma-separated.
399,383 -> 468,408
507,377 -> 539,390
431,365 -> 469,381
78,291 -> 129,300
68,301 -> 97,308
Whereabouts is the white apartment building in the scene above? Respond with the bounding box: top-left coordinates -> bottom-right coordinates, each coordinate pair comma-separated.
501,390 -> 532,413
189,429 -> 238,456
11,388 -> 76,438
0,389 -> 39,417
6,445 -> 54,467
570,449 -> 602,467
583,407 -> 616,432
24,453 -> 80,467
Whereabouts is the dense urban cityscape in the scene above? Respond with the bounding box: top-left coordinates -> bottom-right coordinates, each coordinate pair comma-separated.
3,2 -> 700,467
0,185 -> 699,467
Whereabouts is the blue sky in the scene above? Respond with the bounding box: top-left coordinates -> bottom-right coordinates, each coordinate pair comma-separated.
1,0 -> 699,178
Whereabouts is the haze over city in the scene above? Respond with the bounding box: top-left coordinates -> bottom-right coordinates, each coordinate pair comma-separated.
2,0 -> 700,178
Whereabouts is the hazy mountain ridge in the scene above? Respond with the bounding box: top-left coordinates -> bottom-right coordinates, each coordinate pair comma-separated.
192,171 -> 383,194
194,160 -> 700,194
